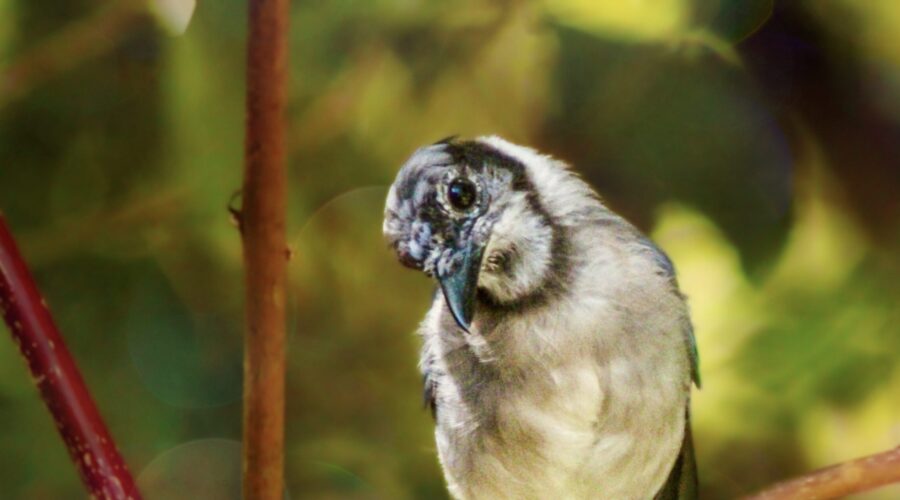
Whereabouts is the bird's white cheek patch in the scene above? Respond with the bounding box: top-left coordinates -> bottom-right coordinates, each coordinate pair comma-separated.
479,194 -> 553,303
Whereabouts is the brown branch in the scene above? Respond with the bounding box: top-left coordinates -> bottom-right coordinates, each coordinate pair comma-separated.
0,2 -> 147,107
20,188 -> 185,267
743,446 -> 900,500
241,0 -> 289,498
0,215 -> 142,499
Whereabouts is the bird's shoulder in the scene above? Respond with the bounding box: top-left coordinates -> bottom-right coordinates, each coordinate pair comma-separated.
579,219 -> 701,388
631,234 -> 701,387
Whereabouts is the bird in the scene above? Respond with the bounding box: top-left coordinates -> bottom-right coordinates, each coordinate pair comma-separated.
383,136 -> 700,500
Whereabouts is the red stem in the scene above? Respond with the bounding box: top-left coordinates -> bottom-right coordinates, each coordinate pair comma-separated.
0,214 -> 141,499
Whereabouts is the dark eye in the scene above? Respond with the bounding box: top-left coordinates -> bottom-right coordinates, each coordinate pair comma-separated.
447,178 -> 477,210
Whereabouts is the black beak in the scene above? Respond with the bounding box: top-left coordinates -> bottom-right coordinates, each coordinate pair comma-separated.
438,245 -> 484,332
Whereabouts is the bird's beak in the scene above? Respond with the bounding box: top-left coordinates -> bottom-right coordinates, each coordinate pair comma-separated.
438,244 -> 485,333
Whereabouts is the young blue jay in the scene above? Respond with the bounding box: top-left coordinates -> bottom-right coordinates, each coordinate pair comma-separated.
383,136 -> 700,499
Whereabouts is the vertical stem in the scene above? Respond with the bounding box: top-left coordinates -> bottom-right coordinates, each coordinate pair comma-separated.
242,0 -> 289,498
0,215 -> 142,500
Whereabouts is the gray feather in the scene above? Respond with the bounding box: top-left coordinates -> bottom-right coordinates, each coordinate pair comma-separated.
387,136 -> 700,499
655,411 -> 699,500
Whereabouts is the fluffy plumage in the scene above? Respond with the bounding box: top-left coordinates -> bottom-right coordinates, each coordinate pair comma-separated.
384,136 -> 699,499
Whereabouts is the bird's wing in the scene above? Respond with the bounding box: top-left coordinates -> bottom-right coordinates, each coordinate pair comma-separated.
637,236 -> 701,387
422,369 -> 438,419
638,235 -> 700,499
420,289 -> 441,420
654,410 -> 699,500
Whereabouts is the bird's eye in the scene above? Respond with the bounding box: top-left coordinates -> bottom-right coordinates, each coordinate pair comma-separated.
447,178 -> 477,211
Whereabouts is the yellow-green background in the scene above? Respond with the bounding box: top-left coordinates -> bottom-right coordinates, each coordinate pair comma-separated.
0,0 -> 898,498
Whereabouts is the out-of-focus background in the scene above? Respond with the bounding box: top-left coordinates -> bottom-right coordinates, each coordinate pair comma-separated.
0,0 -> 898,498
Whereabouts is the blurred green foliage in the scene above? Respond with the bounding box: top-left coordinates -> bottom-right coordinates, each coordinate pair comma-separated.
0,0 -> 898,498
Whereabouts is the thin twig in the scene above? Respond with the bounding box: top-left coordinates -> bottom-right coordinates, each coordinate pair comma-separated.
241,0 -> 289,498
743,446 -> 900,500
0,2 -> 147,107
0,214 -> 142,499
19,188 -> 185,267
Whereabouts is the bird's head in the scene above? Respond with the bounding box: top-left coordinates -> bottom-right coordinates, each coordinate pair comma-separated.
384,136 -> 567,332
